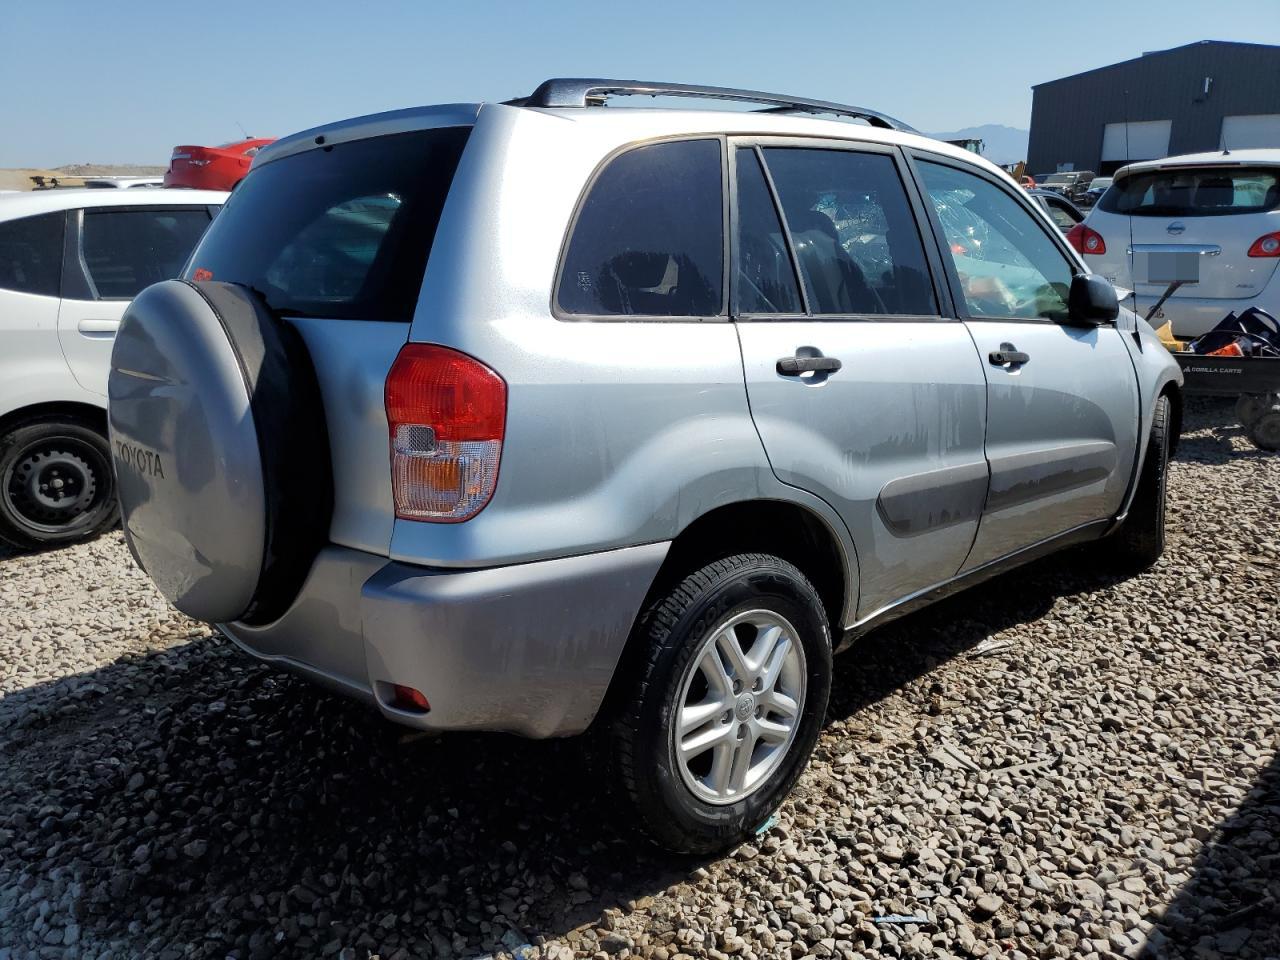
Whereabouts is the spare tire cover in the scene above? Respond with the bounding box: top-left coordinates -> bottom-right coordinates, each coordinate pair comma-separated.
108,279 -> 331,625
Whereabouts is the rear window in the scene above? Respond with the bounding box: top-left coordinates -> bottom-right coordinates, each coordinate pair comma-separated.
187,127 -> 470,320
0,212 -> 64,297
1100,167 -> 1280,217
558,139 -> 724,318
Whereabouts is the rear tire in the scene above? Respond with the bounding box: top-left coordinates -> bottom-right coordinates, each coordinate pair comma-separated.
608,554 -> 832,854
1113,394 -> 1171,569
0,416 -> 118,550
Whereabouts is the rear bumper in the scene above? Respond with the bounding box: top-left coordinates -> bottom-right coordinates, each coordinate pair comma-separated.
220,541 -> 669,737
1131,284 -> 1279,338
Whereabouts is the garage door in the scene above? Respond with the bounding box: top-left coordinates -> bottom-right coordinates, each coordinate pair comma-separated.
1222,114 -> 1280,150
1101,120 -> 1173,163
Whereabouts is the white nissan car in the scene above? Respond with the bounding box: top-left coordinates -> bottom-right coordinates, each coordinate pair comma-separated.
1071,150 -> 1280,337
0,188 -> 226,548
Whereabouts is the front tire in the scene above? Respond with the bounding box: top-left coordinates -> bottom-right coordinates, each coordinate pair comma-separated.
609,554 -> 832,854
1114,394 -> 1171,569
0,416 -> 118,550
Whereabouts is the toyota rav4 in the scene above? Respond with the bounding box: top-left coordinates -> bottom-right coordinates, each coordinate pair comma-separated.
108,80 -> 1182,853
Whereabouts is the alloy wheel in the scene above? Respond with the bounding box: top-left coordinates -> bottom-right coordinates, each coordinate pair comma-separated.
673,609 -> 807,805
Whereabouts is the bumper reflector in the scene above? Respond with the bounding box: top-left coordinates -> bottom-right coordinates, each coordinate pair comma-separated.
391,684 -> 430,713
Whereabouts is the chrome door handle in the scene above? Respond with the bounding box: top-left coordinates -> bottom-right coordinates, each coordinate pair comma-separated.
777,356 -> 842,375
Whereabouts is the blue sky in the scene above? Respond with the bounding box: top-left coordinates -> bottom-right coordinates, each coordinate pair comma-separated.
3,0 -> 1278,167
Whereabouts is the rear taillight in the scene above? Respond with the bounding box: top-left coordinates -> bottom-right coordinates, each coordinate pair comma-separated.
1067,223 -> 1107,255
1247,232 -> 1280,258
385,344 -> 506,523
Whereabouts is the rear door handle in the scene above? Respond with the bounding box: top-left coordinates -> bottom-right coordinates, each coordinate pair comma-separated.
77,318 -> 120,337
988,345 -> 1030,366
777,356 -> 842,375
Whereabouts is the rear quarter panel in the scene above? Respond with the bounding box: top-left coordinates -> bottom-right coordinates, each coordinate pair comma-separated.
393,106 -> 859,602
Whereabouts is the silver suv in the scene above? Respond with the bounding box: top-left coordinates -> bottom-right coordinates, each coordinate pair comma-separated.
108,80 -> 1183,853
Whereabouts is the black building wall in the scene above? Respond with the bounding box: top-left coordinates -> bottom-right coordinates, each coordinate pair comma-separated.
1028,41 -> 1280,175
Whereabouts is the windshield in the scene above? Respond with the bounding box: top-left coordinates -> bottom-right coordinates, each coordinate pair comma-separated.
1089,178 -> 1113,191
1099,166 -> 1280,217
1042,174 -> 1074,185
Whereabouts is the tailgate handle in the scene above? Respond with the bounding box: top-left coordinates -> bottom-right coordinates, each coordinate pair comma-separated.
1127,243 -> 1221,256
777,355 -> 842,375
77,318 -> 120,336
989,345 -> 1030,366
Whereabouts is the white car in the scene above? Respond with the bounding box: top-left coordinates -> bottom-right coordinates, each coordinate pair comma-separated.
0,187 -> 226,548
81,176 -> 166,189
1073,150 -> 1280,337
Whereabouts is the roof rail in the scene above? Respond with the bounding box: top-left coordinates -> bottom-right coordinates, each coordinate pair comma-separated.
517,78 -> 917,133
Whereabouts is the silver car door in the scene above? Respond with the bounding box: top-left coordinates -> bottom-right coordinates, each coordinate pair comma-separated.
912,154 -> 1139,570
732,141 -> 989,621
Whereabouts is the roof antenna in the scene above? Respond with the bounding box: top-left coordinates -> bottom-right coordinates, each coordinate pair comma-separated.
233,119 -> 250,139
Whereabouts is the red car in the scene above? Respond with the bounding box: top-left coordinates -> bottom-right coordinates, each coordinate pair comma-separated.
163,137 -> 275,190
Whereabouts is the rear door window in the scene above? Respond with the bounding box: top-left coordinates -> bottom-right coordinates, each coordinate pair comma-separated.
186,127 -> 471,320
759,147 -> 937,316
81,208 -> 212,299
1099,167 -> 1280,217
558,139 -> 723,318
0,212 -> 64,297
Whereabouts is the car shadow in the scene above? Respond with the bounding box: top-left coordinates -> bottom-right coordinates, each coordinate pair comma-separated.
1146,751 -> 1280,958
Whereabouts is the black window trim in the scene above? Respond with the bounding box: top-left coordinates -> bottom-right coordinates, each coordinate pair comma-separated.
728,135 -> 953,324
551,134 -> 731,324
902,148 -> 1103,327
71,203 -> 215,302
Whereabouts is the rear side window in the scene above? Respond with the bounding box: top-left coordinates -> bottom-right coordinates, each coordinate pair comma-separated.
82,208 -> 212,299
558,139 -> 723,318
1099,167 -> 1280,217
760,148 -> 937,316
0,212 -> 64,297
187,127 -> 471,320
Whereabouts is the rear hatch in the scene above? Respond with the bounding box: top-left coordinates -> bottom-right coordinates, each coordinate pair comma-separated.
179,114 -> 474,555
1086,162 -> 1280,300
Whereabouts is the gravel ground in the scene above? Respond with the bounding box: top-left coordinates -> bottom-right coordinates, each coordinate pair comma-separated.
1,397 -> 1277,960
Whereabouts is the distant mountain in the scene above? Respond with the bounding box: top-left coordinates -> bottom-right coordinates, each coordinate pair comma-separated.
926,124 -> 1030,166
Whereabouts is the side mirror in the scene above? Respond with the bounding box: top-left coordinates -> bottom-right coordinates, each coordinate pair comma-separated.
1067,273 -> 1119,326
